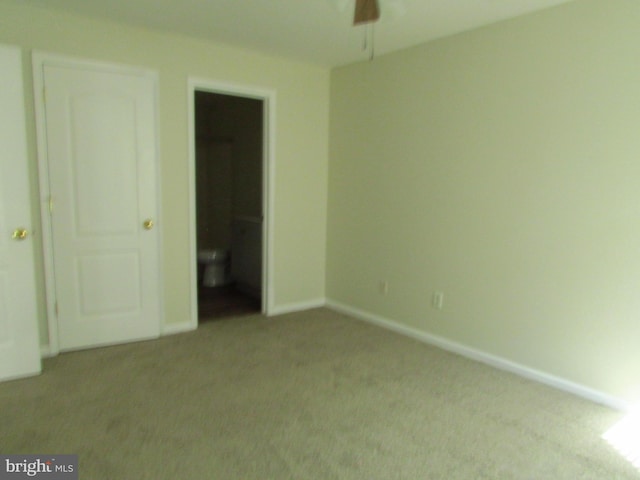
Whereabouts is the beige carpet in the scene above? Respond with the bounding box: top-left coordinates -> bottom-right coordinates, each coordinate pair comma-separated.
1,308 -> 638,479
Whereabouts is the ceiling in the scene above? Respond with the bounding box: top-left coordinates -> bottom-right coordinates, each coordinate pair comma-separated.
17,0 -> 577,67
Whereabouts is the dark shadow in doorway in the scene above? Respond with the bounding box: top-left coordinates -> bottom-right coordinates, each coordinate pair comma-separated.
198,284 -> 261,322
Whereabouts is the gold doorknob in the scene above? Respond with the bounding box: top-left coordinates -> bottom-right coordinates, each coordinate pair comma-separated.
143,219 -> 154,230
12,228 -> 28,240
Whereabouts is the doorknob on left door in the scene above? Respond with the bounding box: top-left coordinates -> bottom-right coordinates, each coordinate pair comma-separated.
12,228 -> 28,240
143,219 -> 154,230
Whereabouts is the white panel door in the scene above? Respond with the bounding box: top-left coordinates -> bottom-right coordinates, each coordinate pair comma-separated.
42,62 -> 160,351
0,45 -> 41,380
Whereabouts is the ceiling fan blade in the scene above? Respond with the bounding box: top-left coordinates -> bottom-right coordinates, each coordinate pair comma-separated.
353,0 -> 380,25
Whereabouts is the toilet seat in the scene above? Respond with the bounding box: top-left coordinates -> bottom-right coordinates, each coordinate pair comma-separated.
197,249 -> 229,263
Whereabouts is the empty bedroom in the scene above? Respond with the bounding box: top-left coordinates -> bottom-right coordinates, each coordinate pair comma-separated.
1,0 -> 639,478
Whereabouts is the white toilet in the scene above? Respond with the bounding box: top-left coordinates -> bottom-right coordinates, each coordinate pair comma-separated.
198,249 -> 230,287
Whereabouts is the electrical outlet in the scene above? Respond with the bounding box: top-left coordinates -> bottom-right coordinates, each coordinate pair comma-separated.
379,280 -> 389,295
432,291 -> 444,310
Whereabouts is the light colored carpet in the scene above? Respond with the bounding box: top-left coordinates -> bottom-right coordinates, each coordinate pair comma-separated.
1,308 -> 638,479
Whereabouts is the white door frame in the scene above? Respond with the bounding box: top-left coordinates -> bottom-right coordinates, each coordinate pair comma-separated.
32,52 -> 163,356
187,78 -> 276,327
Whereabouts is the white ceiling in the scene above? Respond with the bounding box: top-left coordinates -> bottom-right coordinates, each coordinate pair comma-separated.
18,0 -> 577,67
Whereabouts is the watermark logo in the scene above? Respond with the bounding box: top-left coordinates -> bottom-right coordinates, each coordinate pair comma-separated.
0,456 -> 77,479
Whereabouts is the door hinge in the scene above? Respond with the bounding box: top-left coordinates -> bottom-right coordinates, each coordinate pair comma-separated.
49,196 -> 53,214
43,87 -> 46,103
54,301 -> 58,316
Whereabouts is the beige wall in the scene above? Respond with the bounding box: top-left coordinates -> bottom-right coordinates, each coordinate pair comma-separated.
0,1 -> 329,343
328,0 -> 640,404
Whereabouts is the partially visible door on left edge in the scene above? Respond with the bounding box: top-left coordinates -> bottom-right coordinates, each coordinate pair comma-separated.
0,44 -> 41,381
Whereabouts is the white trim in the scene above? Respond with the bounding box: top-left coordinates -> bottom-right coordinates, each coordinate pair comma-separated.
32,52 -> 59,356
269,298 -> 326,316
263,91 -> 277,316
326,299 -> 631,412
40,345 -> 54,359
151,64 -> 166,338
32,51 -> 163,355
186,81 -> 198,330
162,321 -> 196,336
187,77 -> 277,329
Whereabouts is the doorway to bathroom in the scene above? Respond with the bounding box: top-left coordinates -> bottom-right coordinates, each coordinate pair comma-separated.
191,88 -> 267,322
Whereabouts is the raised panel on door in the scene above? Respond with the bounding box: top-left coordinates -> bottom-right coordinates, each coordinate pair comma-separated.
42,63 -> 160,351
70,93 -> 139,236
0,44 -> 41,380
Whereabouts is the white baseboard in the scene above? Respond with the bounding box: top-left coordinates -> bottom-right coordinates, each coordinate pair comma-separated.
162,321 -> 197,336
326,299 -> 630,412
40,345 -> 53,359
40,322 -> 195,358
269,298 -> 326,316
39,324 -> 194,357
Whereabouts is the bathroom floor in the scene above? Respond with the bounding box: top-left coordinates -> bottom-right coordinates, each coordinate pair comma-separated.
198,284 -> 261,322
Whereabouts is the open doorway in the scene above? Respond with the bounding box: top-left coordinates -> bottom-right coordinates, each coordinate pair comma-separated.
193,90 -> 264,321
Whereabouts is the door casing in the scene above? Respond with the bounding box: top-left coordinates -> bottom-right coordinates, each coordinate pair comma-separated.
187,78 -> 276,326
33,52 -> 164,355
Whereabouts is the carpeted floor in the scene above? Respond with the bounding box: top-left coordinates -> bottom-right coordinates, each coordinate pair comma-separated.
1,308 -> 638,479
